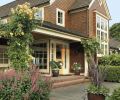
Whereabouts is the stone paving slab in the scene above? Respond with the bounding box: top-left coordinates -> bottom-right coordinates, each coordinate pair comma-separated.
50,82 -> 120,100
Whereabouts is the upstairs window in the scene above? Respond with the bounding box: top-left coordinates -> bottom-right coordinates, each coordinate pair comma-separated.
56,8 -> 65,26
35,8 -> 44,20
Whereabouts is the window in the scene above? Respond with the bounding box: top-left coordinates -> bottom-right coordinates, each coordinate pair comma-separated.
33,42 -> 48,69
34,8 -> 44,20
56,44 -> 62,59
0,19 -> 7,24
0,47 -> 9,66
96,15 -> 108,55
56,8 -> 65,26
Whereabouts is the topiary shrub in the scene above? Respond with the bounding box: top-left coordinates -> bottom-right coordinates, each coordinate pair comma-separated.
110,87 -> 120,100
101,66 -> 120,82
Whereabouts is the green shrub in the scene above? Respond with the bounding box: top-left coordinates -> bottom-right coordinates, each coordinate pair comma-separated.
110,87 -> 120,100
98,56 -> 110,66
87,84 -> 109,96
109,54 -> 120,66
99,54 -> 120,66
101,66 -> 120,82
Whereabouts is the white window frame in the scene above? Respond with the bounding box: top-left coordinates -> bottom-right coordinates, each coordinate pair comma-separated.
34,7 -> 44,20
56,8 -> 65,27
96,14 -> 109,56
0,45 -> 10,68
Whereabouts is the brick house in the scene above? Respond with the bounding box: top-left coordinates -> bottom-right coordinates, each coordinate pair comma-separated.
0,0 -> 111,76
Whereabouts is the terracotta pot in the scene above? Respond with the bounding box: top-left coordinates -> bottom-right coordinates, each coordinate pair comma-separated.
88,93 -> 105,100
52,70 -> 59,77
74,70 -> 80,75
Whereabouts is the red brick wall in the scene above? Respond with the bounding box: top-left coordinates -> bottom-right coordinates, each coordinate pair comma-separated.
68,9 -> 89,35
44,0 -> 75,26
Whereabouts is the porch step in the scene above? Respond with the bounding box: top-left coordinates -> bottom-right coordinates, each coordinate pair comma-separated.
52,76 -> 89,88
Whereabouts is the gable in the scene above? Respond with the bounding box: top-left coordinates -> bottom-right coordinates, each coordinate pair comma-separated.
89,0 -> 111,19
69,0 -> 92,11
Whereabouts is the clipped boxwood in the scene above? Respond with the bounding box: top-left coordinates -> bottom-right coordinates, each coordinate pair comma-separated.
101,66 -> 120,82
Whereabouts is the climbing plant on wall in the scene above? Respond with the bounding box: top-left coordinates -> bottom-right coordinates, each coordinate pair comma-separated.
0,2 -> 38,70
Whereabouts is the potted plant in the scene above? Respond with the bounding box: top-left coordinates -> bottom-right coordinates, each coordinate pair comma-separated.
50,61 -> 62,77
82,38 -> 109,100
73,62 -> 81,75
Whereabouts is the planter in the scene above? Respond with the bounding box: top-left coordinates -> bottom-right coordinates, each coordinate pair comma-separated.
88,93 -> 105,100
74,69 -> 80,75
52,69 -> 59,77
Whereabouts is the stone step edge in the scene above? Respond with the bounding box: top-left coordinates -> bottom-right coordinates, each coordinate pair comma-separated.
52,79 -> 89,88
52,76 -> 85,83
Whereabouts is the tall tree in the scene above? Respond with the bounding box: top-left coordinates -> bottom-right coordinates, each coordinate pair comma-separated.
110,23 -> 120,40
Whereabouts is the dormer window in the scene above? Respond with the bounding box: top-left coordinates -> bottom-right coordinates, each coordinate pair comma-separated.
56,8 -> 65,27
35,8 -> 44,20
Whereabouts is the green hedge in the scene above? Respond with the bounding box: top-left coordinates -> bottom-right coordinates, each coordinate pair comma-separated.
98,54 -> 120,66
102,66 -> 120,82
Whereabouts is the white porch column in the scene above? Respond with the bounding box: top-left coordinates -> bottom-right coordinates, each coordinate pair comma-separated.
84,53 -> 89,77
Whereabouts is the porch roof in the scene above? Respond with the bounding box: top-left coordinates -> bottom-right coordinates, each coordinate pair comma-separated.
33,21 -> 88,42
41,21 -> 88,38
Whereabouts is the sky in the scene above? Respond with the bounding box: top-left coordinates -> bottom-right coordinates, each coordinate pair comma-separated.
0,0 -> 120,26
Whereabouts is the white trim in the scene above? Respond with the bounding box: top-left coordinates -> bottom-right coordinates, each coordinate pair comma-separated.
50,0 -> 55,5
94,10 -> 109,20
33,27 -> 81,42
56,8 -> 65,27
89,0 -> 95,9
98,0 -> 102,6
84,53 -> 88,77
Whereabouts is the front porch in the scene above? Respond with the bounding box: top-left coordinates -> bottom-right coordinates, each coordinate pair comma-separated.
32,32 -> 88,76
0,27 -> 89,77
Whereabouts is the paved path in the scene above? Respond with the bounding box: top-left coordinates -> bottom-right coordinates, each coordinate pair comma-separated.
50,82 -> 120,100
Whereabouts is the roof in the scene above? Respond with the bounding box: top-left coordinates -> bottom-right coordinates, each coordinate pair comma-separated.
0,0 -> 50,18
69,0 -> 92,11
42,21 -> 88,38
110,39 -> 120,49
